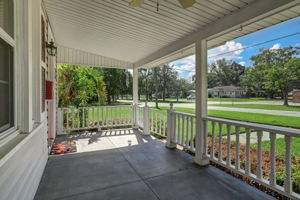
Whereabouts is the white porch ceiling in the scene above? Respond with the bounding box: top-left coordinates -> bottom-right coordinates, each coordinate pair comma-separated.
44,0 -> 300,68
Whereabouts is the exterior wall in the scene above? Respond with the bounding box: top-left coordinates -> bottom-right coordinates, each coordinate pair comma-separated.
0,122 -> 48,200
0,1 -> 56,200
293,91 -> 300,103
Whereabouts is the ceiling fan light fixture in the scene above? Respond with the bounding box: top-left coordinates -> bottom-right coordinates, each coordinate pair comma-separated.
129,0 -> 145,7
177,0 -> 196,8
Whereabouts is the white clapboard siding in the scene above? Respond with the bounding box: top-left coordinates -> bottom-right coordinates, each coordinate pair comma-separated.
0,123 -> 48,200
57,46 -> 133,69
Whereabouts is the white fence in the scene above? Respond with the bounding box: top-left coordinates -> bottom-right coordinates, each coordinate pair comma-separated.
167,109 -> 300,199
57,105 -> 132,134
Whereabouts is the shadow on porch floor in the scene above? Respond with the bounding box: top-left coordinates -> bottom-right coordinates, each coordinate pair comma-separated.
35,129 -> 274,200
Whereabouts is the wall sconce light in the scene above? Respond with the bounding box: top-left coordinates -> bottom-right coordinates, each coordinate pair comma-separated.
46,40 -> 57,56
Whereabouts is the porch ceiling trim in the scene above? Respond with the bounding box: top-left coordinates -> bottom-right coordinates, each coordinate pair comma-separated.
57,46 -> 133,69
135,0 -> 300,68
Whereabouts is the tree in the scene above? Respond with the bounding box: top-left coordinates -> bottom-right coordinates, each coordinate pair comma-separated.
209,59 -> 245,87
265,58 -> 300,105
172,78 -> 194,101
58,65 -> 106,107
243,47 -> 300,104
100,68 -> 132,104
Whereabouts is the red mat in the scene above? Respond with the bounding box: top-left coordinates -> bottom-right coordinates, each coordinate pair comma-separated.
50,141 -> 77,155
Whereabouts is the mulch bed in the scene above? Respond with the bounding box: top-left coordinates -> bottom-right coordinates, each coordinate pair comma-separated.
50,140 -> 77,155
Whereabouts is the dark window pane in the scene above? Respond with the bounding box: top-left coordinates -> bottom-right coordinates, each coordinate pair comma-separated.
0,0 -> 14,37
0,37 -> 13,133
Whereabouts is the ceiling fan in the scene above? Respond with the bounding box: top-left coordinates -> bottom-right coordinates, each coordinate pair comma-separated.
129,0 -> 196,9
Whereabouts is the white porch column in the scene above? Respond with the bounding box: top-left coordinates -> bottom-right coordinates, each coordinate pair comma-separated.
194,40 -> 209,166
132,67 -> 138,128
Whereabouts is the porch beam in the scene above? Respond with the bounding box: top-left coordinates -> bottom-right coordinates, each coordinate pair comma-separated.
57,46 -> 133,69
135,0 -> 297,68
194,40 -> 209,166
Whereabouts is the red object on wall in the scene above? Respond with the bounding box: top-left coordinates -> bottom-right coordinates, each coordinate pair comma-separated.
46,80 -> 53,100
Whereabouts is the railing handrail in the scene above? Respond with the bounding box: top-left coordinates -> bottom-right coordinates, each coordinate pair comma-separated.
59,104 -> 132,109
172,110 -> 196,118
204,116 -> 300,137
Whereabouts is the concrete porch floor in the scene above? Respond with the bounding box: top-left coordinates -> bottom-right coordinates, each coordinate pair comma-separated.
35,129 -> 274,200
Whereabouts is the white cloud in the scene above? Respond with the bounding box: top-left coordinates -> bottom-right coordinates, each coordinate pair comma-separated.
170,55 -> 195,79
169,41 -> 245,79
270,43 -> 280,50
238,61 -> 246,66
208,41 -> 244,62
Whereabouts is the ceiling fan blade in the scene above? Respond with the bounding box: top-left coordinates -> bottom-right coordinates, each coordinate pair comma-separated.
129,0 -> 144,7
177,0 -> 196,8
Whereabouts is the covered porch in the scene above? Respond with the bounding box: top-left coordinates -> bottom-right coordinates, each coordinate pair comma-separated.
35,129 -> 273,200
1,0 -> 300,200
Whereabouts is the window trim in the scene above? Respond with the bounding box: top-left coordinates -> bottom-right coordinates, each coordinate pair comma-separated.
0,0 -> 18,146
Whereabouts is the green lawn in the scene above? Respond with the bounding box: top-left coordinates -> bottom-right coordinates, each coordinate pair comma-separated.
210,104 -> 300,111
156,107 -> 300,129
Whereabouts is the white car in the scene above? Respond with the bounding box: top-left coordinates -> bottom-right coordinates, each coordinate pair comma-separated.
187,94 -> 195,100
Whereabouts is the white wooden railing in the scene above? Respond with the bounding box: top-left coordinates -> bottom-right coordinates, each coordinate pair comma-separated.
149,108 -> 167,137
135,105 -> 167,137
57,105 -> 132,135
167,109 -> 300,199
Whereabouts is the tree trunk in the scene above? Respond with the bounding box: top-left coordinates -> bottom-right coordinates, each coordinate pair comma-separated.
283,92 -> 289,106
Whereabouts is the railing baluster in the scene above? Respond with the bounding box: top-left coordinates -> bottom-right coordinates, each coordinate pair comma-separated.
256,130 -> 263,179
235,126 -> 240,170
158,114 -> 161,135
66,109 -> 69,130
97,107 -> 100,128
270,132 -> 276,186
82,108 -> 85,128
177,114 -> 180,143
284,135 -> 292,194
218,123 -> 223,162
92,107 -> 94,127
210,121 -> 215,159
181,115 -> 185,146
204,119 -> 208,156
245,128 -> 251,175
126,106 -> 129,125
226,124 -> 231,166
186,116 -> 189,148
72,108 -> 75,129
77,108 -> 80,128
105,107 -> 108,127
191,117 -> 194,150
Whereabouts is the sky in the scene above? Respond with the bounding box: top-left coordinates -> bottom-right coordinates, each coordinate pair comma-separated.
170,16 -> 300,81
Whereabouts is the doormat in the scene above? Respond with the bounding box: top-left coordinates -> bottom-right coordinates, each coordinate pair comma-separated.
50,141 -> 77,155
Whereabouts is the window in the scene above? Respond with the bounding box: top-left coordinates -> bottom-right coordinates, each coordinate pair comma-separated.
0,0 -> 14,37
0,37 -> 14,133
0,0 -> 14,135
